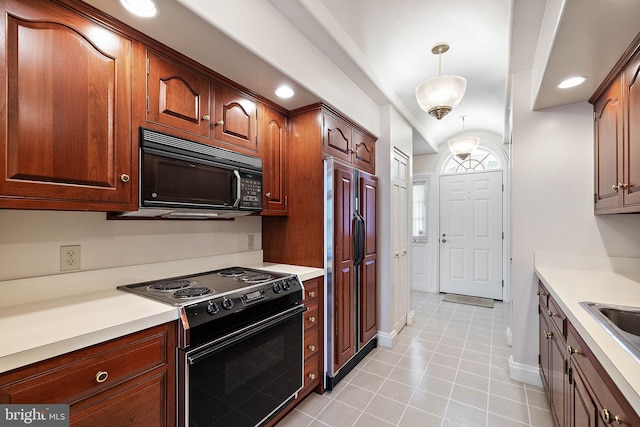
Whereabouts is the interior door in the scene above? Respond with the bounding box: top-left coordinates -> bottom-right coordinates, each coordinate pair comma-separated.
392,149 -> 409,332
439,170 -> 503,300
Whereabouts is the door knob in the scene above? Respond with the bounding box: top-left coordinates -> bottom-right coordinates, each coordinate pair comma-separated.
441,239 -> 447,243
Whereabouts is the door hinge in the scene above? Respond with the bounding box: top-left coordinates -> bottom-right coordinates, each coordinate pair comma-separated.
564,359 -> 568,375
568,366 -> 573,384
538,354 -> 541,365
594,193 -> 597,204
502,232 -> 504,240
502,280 -> 504,288
146,96 -> 149,113
502,184 -> 504,192
146,57 -> 150,75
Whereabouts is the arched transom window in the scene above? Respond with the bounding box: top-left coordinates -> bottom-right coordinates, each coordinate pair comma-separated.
442,146 -> 502,174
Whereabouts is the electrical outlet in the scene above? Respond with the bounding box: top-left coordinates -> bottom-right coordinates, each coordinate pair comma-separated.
60,245 -> 81,271
247,234 -> 255,250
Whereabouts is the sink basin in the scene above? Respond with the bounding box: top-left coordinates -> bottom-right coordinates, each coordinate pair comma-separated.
580,302 -> 640,362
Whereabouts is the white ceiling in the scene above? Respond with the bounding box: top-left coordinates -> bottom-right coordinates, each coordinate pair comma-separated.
84,0 -> 640,156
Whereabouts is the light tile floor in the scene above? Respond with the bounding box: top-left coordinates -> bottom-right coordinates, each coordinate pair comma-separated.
277,291 -> 554,427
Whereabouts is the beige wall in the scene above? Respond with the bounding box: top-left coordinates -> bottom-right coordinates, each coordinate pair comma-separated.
0,210 -> 261,281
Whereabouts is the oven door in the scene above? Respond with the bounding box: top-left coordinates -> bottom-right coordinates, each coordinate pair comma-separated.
179,305 -> 306,427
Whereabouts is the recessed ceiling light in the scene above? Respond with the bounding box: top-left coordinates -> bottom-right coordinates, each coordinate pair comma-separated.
120,0 -> 158,18
275,85 -> 294,98
558,76 -> 587,89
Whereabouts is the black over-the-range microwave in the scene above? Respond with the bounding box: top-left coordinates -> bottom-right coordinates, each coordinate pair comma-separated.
116,128 -> 263,219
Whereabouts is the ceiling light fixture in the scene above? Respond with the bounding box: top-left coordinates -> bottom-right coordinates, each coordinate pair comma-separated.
558,76 -> 587,89
448,115 -> 479,160
119,0 -> 158,18
415,43 -> 467,120
275,85 -> 294,98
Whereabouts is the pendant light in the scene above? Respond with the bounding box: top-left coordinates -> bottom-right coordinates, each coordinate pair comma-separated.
448,116 -> 479,160
415,43 -> 467,120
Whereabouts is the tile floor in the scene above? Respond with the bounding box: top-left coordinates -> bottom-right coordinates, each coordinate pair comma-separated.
276,291 -> 554,427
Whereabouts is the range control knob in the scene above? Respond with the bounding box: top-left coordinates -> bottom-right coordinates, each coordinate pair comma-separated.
273,283 -> 282,293
282,280 -> 291,291
222,297 -> 234,310
206,302 -> 220,315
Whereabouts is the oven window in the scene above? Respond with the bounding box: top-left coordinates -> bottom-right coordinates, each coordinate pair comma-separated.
186,311 -> 303,427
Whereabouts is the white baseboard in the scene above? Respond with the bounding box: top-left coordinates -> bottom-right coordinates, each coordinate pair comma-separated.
508,355 -> 543,387
376,329 -> 398,348
407,310 -> 416,326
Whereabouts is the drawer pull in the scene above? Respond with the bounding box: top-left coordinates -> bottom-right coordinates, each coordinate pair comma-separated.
547,310 -> 560,318
544,331 -> 553,339
308,291 -> 316,298
308,316 -> 316,323
567,345 -> 583,355
308,373 -> 316,380
95,371 -> 109,383
308,345 -> 316,352
202,114 -> 211,121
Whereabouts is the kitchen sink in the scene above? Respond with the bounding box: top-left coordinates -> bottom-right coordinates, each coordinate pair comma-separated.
580,302 -> 640,362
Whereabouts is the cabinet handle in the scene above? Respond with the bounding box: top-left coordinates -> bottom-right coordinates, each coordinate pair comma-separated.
567,345 -> 583,355
120,174 -> 130,183
612,184 -> 620,191
265,192 -> 272,199
216,120 -> 224,126
308,316 -> 316,323
202,114 -> 211,121
308,291 -> 315,298
95,371 -> 109,383
308,373 -> 316,380
544,331 -> 553,339
308,345 -> 316,352
547,310 -> 560,318
621,183 -> 629,189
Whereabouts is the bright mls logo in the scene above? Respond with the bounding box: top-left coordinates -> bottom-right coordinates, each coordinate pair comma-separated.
1,405 -> 69,426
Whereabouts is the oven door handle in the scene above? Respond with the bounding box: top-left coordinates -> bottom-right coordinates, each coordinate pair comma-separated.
187,304 -> 308,365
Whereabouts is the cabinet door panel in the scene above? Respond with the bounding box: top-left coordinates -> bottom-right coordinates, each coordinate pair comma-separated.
323,113 -> 352,163
352,129 -> 375,174
539,305 -> 551,393
359,173 -> 377,346
259,105 -> 288,215
570,364 -> 597,427
147,50 -> 211,139
1,2 -> 132,208
625,54 -> 640,207
594,79 -> 623,211
214,85 -> 257,154
550,331 -> 567,427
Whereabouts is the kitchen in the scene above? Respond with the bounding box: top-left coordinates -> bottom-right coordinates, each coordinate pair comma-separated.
2,0 -> 640,426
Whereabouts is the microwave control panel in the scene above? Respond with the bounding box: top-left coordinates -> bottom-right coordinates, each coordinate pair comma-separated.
239,174 -> 262,209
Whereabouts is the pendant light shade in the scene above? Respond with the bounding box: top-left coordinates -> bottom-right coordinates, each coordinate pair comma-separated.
448,116 -> 479,160
415,43 -> 466,120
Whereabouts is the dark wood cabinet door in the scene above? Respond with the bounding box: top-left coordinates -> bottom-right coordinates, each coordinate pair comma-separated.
594,78 -> 623,212
352,128 -> 376,174
0,0 -> 133,210
146,50 -> 212,140
323,112 -> 353,164
259,105 -> 288,215
214,85 -> 257,154
624,53 -> 640,208
550,328 -> 567,427
569,363 -> 598,427
333,163 -> 355,371
539,305 -> 551,393
359,172 -> 377,346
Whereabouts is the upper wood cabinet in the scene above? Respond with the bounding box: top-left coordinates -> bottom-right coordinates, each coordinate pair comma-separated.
323,110 -> 375,174
146,49 -> 212,140
0,0 -> 134,211
592,36 -> 640,214
258,104 -> 288,215
214,85 -> 258,154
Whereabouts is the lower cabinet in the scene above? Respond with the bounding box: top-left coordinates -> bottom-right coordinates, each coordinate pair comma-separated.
0,322 -> 176,427
267,276 -> 324,426
538,281 -> 640,426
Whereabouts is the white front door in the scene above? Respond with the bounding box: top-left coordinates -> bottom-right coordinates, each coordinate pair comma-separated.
439,170 -> 503,300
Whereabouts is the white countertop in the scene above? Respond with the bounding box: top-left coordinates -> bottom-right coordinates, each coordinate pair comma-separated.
534,253 -> 640,414
0,252 -> 324,374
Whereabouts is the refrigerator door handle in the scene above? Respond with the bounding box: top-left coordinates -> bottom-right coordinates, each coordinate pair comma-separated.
353,212 -> 365,266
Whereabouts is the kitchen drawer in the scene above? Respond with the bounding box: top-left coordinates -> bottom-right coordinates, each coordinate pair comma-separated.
537,281 -> 549,309
304,327 -> 320,360
304,300 -> 319,331
303,355 -> 320,389
0,327 -> 169,404
304,277 -> 321,302
547,296 -> 566,337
